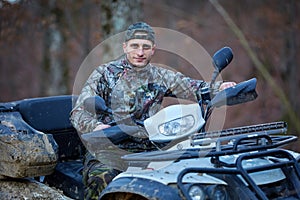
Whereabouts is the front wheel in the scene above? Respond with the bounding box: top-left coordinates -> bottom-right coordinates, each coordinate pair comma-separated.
101,192 -> 149,200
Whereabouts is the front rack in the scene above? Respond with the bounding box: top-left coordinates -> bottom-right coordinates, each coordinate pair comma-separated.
189,121 -> 297,159
177,122 -> 300,200
191,121 -> 288,145
177,149 -> 300,200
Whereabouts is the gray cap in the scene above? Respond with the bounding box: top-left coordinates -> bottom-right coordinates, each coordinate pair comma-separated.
125,22 -> 155,44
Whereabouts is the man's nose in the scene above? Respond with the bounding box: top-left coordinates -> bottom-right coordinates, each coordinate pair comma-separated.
136,48 -> 144,56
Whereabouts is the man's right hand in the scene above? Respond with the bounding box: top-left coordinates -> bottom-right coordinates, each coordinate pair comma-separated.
93,124 -> 111,131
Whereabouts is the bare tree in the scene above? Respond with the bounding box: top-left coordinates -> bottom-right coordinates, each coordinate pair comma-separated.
209,0 -> 300,133
100,0 -> 143,61
40,0 -> 69,96
284,0 -> 299,119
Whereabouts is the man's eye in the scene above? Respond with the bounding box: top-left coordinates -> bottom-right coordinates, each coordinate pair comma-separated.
130,44 -> 139,49
143,45 -> 151,50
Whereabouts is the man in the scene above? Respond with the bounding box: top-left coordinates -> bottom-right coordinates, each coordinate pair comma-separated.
71,22 -> 235,200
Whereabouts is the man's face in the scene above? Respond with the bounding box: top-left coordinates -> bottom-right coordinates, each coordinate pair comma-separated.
123,38 -> 155,68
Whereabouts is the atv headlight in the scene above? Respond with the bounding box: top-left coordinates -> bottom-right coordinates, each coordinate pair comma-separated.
158,115 -> 195,136
207,185 -> 228,200
188,185 -> 205,200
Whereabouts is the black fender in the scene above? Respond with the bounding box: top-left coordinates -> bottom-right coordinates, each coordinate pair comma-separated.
99,177 -> 181,200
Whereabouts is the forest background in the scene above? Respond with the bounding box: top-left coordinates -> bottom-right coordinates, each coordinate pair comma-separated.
1,0 -> 299,150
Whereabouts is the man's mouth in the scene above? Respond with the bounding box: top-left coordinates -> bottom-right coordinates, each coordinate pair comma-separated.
134,57 -> 145,62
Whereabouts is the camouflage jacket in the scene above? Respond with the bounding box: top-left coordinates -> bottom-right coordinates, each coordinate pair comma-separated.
70,56 -> 223,169
71,55 -> 208,134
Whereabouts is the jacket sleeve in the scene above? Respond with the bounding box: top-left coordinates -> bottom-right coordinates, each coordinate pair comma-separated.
70,67 -> 105,134
155,67 -> 222,101
153,67 -> 204,101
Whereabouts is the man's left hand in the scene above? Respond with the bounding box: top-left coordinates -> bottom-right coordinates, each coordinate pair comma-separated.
219,82 -> 236,91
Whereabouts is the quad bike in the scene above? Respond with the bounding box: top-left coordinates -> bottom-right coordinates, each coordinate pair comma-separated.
82,47 -> 300,200
0,47 -> 299,200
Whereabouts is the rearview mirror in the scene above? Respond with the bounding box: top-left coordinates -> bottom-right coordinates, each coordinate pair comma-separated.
211,47 -> 233,85
212,46 -> 233,73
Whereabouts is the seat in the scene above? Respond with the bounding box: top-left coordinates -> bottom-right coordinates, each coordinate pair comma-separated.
18,95 -> 84,160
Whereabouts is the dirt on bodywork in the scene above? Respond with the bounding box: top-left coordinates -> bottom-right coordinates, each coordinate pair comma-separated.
0,178 -> 73,200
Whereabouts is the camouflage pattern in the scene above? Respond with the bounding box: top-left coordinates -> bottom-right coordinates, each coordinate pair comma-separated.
82,153 -> 121,200
70,55 -> 214,199
71,55 -> 204,134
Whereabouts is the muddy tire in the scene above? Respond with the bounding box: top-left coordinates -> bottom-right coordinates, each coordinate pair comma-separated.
101,192 -> 149,200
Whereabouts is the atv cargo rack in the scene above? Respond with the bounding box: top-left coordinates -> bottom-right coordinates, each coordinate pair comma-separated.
190,121 -> 297,157
176,121 -> 300,200
177,148 -> 300,200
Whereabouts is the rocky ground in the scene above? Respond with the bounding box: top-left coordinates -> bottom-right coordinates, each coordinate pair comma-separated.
0,178 -> 73,200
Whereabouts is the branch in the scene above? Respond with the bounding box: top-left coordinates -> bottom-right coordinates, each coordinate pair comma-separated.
209,0 -> 300,132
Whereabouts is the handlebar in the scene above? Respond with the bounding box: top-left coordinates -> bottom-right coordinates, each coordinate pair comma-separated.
210,78 -> 258,108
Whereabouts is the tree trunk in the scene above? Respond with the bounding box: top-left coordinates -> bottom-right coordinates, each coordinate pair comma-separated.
100,0 -> 143,61
40,0 -> 68,96
284,0 -> 299,131
286,1 -> 298,112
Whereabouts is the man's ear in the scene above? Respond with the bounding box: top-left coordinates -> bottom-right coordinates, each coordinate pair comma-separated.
151,44 -> 156,55
123,42 -> 127,53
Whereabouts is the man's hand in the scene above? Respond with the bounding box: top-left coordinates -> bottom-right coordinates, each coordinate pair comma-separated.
93,124 -> 111,131
219,82 -> 236,91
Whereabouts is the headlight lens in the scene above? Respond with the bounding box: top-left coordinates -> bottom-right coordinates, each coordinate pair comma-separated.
158,115 -> 195,136
208,185 -> 228,200
186,184 -> 229,200
188,185 -> 205,200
